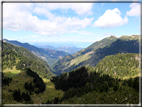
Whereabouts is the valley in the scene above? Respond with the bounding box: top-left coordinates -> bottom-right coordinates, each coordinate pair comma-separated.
3,39 -> 70,67
2,35 -> 141,105
2,1 -> 142,105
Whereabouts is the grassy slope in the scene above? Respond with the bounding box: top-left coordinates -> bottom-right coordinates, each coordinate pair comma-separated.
69,52 -> 93,66
3,66 -> 21,77
3,70 -> 64,104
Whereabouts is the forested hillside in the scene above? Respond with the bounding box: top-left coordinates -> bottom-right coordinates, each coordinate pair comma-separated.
53,35 -> 139,75
94,53 -> 139,79
2,42 -> 54,78
3,39 -> 70,66
47,62 -> 140,104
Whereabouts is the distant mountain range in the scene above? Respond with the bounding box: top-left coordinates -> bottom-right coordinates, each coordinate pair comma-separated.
33,44 -> 83,54
3,39 -> 70,67
53,35 -> 139,75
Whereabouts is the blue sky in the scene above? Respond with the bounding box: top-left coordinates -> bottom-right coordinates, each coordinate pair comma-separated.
3,1 -> 140,48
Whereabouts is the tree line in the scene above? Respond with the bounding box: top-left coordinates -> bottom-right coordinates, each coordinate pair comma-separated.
24,68 -> 46,94
12,89 -> 33,103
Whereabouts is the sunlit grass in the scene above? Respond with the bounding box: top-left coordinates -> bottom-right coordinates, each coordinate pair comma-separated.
3,66 -> 21,77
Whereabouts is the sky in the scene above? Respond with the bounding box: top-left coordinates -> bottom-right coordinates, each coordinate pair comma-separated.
2,0 -> 141,48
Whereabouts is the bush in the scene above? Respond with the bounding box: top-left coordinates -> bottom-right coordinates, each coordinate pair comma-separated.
133,77 -> 139,92
113,84 -> 119,91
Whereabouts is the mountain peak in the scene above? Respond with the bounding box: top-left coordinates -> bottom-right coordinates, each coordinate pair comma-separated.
107,35 -> 117,40
110,35 -> 117,38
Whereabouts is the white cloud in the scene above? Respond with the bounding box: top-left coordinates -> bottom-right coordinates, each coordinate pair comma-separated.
126,3 -> 140,16
34,3 -> 93,16
3,3 -> 94,36
93,8 -> 128,28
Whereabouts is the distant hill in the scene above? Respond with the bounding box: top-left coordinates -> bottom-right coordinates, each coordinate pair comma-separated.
2,42 -> 55,78
34,43 -> 56,50
53,35 -> 139,75
3,39 -> 70,66
55,47 -> 83,54
34,43 -> 83,55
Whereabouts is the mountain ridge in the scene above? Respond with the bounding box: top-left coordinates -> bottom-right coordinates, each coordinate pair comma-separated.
53,35 -> 139,75
33,43 -> 83,54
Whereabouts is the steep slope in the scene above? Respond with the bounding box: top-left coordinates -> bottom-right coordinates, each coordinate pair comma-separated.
3,39 -> 70,66
2,42 -> 55,78
84,35 -> 139,67
53,35 -> 139,75
53,35 -> 118,75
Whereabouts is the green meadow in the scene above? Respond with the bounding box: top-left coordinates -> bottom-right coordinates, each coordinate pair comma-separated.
3,66 -> 21,77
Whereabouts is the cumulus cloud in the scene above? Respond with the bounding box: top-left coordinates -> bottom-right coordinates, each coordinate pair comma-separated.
126,3 -> 140,16
3,3 -> 94,36
34,3 -> 93,16
93,8 -> 128,28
